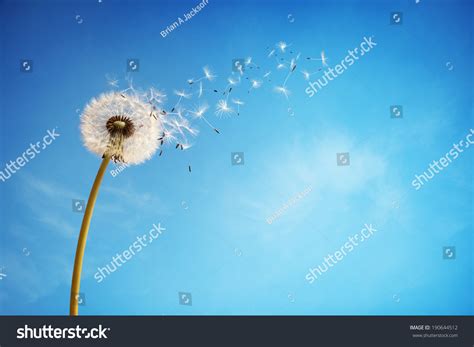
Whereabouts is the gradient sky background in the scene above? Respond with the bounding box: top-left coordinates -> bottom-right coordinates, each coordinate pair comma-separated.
0,0 -> 472,315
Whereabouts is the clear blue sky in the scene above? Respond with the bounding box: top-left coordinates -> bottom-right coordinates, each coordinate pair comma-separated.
0,0 -> 472,315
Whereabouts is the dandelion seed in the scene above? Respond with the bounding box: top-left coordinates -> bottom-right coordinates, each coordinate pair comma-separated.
203,66 -> 216,81
232,98 -> 244,115
320,50 -> 328,66
105,74 -> 119,88
191,104 -> 209,118
198,82 -> 202,98
277,41 -> 289,53
275,86 -> 291,99
227,76 -> 240,86
174,90 -> 192,99
290,59 -> 297,72
251,79 -> 262,89
215,99 -> 234,117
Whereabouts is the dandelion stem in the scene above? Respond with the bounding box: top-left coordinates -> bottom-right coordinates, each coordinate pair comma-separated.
70,155 -> 111,315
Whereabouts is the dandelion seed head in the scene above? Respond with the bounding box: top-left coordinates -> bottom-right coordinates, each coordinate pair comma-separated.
81,92 -> 161,165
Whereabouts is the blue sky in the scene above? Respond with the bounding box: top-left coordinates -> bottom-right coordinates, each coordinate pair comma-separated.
0,0 -> 472,315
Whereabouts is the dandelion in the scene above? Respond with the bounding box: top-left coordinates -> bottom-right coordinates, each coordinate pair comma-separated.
72,91 -> 161,315
215,99 -> 234,117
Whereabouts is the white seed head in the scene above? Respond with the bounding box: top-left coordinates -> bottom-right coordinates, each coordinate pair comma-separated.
80,92 -> 162,165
